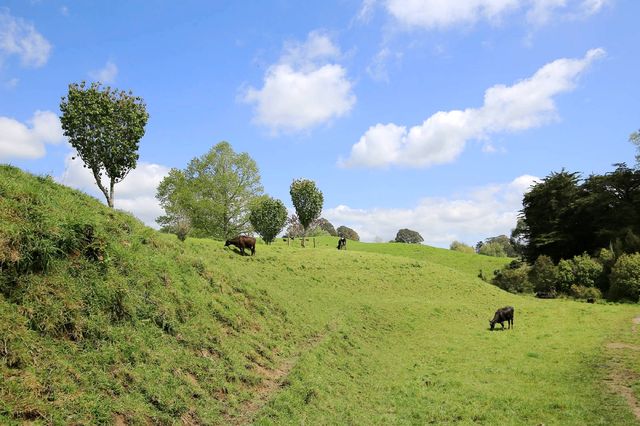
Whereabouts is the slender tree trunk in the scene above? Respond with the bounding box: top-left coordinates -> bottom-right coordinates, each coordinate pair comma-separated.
301,228 -> 306,247
108,178 -> 115,208
91,167 -> 113,207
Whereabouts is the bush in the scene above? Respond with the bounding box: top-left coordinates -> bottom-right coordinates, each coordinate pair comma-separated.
492,260 -> 532,293
529,255 -> 558,293
395,228 -> 424,244
570,285 -> 602,300
450,241 -> 475,254
609,253 -> 640,302
556,253 -> 604,293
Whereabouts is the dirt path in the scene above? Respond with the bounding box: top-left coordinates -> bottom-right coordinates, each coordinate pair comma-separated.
223,328 -> 331,425
605,316 -> 640,422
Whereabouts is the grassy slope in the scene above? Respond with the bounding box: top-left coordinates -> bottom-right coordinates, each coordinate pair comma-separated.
1,165 -> 639,424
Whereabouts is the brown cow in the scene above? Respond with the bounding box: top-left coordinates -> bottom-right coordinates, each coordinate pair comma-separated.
225,235 -> 256,256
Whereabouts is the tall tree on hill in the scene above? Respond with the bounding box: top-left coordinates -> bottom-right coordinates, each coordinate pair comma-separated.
337,226 -> 359,241
395,228 -> 424,244
521,170 -> 582,262
156,142 -> 263,239
59,81 -> 148,208
249,196 -> 288,244
289,179 -> 323,247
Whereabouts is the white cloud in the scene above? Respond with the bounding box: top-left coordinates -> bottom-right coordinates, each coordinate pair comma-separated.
323,174 -> 539,247
241,31 -> 356,133
89,61 -> 118,84
341,48 -> 604,168
59,154 -> 170,227
0,111 -> 65,160
4,77 -> 18,88
0,9 -> 51,67
383,0 -> 611,29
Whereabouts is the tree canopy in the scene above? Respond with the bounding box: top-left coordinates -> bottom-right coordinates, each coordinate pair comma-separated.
337,226 -> 359,241
156,142 -> 263,240
289,179 -> 324,246
395,228 -> 424,244
59,81 -> 148,208
520,164 -> 640,262
249,196 -> 288,244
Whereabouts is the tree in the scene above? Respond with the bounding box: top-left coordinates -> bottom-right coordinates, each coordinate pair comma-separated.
285,214 -> 304,238
450,241 -> 475,254
395,228 -> 424,244
630,129 -> 640,167
521,170 -> 582,262
609,253 -> 640,302
478,241 -> 507,257
315,218 -> 337,236
60,81 -> 148,208
289,179 -> 324,247
249,196 -> 287,244
337,226 -> 360,241
156,142 -> 263,239
529,255 -> 559,294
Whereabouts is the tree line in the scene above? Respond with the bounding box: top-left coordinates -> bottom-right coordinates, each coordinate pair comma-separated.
492,136 -> 640,302
58,81 -> 361,245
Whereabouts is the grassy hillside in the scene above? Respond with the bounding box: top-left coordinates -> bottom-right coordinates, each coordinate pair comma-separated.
1,165 -> 640,424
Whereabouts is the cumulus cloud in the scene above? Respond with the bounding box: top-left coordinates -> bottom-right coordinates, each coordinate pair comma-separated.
241,31 -> 356,133
323,174 -> 539,247
382,0 -> 611,29
89,61 -> 118,84
341,48 -> 604,168
0,111 -> 65,160
59,154 -> 170,227
0,9 -> 51,67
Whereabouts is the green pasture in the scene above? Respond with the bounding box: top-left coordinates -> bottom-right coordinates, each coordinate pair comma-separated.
1,165 -> 639,424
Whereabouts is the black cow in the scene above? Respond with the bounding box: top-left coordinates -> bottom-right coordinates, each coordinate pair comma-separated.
489,306 -> 514,330
337,237 -> 347,250
225,235 -> 256,256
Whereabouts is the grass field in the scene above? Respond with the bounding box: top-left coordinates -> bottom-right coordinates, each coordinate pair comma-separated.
1,165 -> 640,424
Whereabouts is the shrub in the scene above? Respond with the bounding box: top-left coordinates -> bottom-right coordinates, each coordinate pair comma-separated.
570,285 -> 602,300
450,241 -> 475,254
492,260 -> 532,293
556,253 -> 604,293
529,255 -> 558,293
609,253 -> 640,302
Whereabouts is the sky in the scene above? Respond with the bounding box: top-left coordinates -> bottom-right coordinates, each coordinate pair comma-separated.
1,0 -> 639,247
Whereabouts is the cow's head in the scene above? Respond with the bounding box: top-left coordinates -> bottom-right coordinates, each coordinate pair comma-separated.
489,320 -> 496,330
224,240 -> 231,247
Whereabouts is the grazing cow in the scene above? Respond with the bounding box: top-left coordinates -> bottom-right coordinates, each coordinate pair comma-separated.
587,297 -> 595,304
337,237 -> 347,250
225,235 -> 256,256
535,291 -> 556,299
489,306 -> 514,330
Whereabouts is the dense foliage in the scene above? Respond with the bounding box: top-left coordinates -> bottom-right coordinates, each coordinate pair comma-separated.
59,81 -> 148,208
609,253 -> 640,302
315,218 -> 337,236
337,226 -> 360,241
520,164 -> 640,262
450,241 -> 475,254
156,142 -> 263,240
395,228 -> 424,244
249,196 -> 288,244
476,235 -> 517,257
289,179 -> 324,245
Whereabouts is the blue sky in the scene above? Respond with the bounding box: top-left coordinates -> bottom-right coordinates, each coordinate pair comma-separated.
1,0 -> 638,246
